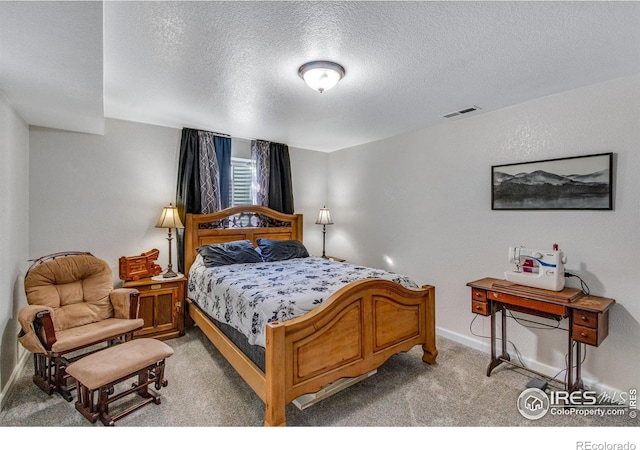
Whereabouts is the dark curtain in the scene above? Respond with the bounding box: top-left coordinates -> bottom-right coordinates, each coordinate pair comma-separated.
214,136 -> 232,210
175,128 -> 201,274
267,142 -> 294,214
176,129 -> 230,273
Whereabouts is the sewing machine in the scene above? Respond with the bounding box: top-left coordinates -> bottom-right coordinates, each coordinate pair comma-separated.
504,246 -> 567,291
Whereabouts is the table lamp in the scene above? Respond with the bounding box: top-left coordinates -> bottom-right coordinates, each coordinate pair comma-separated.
315,206 -> 333,258
155,203 -> 184,278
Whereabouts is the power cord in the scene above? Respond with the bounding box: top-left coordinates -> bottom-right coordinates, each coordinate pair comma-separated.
469,314 -> 528,368
551,341 -> 587,386
564,271 -> 590,295
470,310 -> 583,389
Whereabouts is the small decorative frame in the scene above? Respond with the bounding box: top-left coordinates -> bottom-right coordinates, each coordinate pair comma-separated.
492,152 -> 613,210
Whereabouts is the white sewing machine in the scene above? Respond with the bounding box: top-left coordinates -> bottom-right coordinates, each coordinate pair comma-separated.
504,246 -> 567,291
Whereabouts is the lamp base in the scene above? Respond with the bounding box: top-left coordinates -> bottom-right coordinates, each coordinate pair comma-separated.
162,268 -> 179,278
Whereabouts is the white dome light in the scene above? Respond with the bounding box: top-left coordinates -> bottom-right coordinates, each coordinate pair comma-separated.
298,61 -> 345,94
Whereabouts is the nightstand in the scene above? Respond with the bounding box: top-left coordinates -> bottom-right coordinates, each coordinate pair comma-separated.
123,275 -> 186,340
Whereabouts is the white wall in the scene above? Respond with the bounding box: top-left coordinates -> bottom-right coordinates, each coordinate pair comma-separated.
289,146 -> 329,256
29,119 -> 328,282
327,74 -> 640,393
0,93 -> 29,407
29,119 -> 182,281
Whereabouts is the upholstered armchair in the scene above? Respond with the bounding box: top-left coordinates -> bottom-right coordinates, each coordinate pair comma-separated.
18,252 -> 144,401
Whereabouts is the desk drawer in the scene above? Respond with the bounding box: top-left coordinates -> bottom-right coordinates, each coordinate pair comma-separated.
472,300 -> 489,316
572,309 -> 608,346
488,291 -> 567,317
573,325 -> 598,346
573,310 -> 598,327
471,288 -> 486,301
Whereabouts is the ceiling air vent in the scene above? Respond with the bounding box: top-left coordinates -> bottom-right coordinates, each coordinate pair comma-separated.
442,105 -> 482,119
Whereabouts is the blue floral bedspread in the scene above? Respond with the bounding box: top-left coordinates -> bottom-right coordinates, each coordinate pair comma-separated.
187,255 -> 419,348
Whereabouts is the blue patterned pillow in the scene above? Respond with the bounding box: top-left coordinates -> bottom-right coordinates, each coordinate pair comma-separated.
197,240 -> 263,267
256,238 -> 309,262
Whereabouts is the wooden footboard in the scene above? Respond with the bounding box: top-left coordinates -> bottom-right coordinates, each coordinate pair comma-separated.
190,278 -> 436,426
183,207 -> 437,426
189,279 -> 436,426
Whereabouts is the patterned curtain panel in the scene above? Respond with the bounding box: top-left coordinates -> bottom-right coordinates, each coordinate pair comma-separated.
176,128 -> 230,273
251,140 -> 270,207
198,131 -> 221,214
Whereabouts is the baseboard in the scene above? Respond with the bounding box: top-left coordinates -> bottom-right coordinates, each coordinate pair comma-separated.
436,326 -> 621,395
437,326 -> 490,353
0,349 -> 30,412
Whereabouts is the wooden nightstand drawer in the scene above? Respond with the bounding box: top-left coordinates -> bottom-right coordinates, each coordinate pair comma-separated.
472,300 -> 489,316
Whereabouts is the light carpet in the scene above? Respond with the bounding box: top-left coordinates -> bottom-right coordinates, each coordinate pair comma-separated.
1,326 -> 636,446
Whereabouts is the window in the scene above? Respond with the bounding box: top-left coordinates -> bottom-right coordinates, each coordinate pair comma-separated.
229,157 -> 254,207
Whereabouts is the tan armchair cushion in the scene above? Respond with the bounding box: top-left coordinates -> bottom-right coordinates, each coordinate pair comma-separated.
110,288 -> 139,319
51,317 -> 144,353
24,254 -> 115,331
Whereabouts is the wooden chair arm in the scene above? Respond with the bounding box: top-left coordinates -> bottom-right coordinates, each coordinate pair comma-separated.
17,305 -> 55,354
129,292 -> 140,319
34,310 -> 56,351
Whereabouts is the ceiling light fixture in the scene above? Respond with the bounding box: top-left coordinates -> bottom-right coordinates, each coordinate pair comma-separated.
298,61 -> 345,93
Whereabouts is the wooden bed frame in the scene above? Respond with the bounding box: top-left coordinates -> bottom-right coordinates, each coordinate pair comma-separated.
184,205 -> 437,426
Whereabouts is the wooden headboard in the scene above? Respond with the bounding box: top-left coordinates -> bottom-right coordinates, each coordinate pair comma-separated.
184,205 -> 303,276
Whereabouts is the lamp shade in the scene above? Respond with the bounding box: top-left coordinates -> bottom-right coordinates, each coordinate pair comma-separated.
155,204 -> 184,229
298,61 -> 345,94
315,207 -> 333,225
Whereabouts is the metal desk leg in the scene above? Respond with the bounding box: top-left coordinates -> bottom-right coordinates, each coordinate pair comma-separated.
487,302 -> 509,376
568,339 -> 584,392
575,342 -> 584,391
567,314 -> 573,391
501,305 -> 509,360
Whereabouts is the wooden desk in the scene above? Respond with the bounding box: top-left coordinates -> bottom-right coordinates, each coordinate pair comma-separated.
466,277 -> 615,391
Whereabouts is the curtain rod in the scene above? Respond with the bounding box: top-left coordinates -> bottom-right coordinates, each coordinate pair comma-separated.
185,127 -> 231,138
185,127 -> 286,145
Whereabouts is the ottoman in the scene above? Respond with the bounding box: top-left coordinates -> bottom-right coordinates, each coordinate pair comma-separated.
66,338 -> 174,426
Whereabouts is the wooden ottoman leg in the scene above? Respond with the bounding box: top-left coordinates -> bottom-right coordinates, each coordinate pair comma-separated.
75,381 -> 99,423
153,360 -> 169,390
135,369 -> 151,398
99,386 -> 115,427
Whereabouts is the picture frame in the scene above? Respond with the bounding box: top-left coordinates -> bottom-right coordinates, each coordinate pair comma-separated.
491,152 -> 613,210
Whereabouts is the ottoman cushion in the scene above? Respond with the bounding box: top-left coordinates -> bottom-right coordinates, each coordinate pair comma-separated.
66,338 -> 174,390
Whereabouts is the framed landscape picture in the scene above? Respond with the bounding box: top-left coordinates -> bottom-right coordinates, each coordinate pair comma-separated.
492,152 -> 613,210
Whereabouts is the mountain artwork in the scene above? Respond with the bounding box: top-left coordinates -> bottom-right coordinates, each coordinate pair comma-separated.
492,153 -> 612,210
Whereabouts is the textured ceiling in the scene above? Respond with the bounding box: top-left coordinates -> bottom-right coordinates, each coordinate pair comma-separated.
1,1 -> 640,152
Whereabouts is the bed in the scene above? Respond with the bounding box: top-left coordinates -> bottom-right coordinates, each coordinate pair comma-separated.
184,205 -> 437,426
